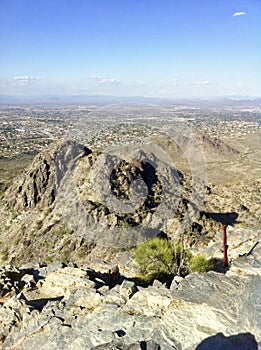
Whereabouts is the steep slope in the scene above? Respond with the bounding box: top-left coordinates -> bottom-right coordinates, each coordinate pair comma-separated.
5,139 -> 91,210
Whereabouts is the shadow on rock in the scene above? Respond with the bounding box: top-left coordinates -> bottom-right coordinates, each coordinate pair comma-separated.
203,211 -> 238,225
87,265 -> 122,289
195,332 -> 258,350
208,257 -> 228,273
18,292 -> 63,311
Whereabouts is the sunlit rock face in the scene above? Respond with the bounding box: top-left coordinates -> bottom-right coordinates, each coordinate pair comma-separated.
0,243 -> 260,350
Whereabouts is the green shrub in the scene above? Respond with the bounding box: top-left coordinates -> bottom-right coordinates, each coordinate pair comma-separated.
1,247 -> 9,261
46,255 -> 53,263
189,253 -> 211,273
53,218 -> 61,225
61,249 -> 71,264
134,237 -> 173,279
134,237 -> 192,283
55,228 -> 70,237
36,219 -> 43,230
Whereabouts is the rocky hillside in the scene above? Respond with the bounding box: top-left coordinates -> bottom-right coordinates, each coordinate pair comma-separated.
0,137 -> 260,349
0,137 -> 260,266
0,230 -> 260,349
0,139 -> 204,264
195,133 -> 240,157
150,132 -> 240,172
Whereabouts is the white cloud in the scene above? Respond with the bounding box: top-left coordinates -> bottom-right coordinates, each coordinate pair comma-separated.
90,75 -> 121,85
13,75 -> 45,81
11,75 -> 45,86
233,12 -> 246,17
98,78 -> 120,85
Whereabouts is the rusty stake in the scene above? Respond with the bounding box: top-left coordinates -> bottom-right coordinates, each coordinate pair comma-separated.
222,225 -> 228,268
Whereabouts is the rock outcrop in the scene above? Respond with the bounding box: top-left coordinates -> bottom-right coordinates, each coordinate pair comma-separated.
0,242 -> 260,350
6,139 -> 90,210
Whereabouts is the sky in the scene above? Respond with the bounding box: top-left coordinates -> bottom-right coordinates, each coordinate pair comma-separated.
0,0 -> 260,99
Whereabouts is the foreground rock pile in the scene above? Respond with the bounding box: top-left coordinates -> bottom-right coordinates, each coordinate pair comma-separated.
0,244 -> 260,350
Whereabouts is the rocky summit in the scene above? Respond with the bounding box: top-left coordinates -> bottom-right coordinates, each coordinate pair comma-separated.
0,238 -> 260,350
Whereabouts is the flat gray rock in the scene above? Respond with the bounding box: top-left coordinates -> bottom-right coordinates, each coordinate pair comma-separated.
0,251 -> 260,350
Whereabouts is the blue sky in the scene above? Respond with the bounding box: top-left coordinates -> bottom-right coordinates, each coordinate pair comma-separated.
0,0 -> 260,98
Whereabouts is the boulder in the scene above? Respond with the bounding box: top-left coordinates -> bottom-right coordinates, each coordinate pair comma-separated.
90,340 -> 161,350
104,288 -> 126,306
169,278 -> 178,291
38,267 -> 95,297
65,288 -> 102,310
146,286 -> 172,310
119,280 -> 138,301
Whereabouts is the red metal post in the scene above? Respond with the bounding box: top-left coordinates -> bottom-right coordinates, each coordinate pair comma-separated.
222,225 -> 228,268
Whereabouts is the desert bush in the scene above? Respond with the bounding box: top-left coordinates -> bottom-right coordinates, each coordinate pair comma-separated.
189,253 -> 212,273
61,249 -> 71,264
0,334 -> 7,343
1,247 -> 9,261
53,218 -> 61,225
134,237 -> 172,278
55,227 -> 71,237
36,219 -> 43,230
45,255 -> 53,263
134,237 -> 192,283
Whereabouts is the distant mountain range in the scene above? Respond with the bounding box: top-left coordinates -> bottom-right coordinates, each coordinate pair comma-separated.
0,94 -> 261,107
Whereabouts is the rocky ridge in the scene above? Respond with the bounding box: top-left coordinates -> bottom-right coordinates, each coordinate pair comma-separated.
0,236 -> 260,349
0,138 -> 221,265
1,136 -> 260,266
